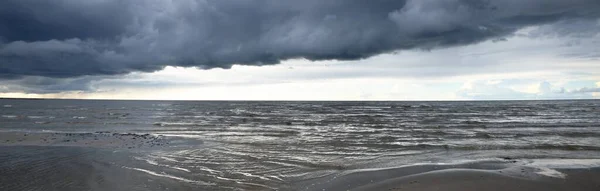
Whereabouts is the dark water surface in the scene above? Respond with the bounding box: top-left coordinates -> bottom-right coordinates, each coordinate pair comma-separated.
1,99 -> 599,190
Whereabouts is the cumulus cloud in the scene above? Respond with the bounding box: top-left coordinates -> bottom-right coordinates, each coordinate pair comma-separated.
457,80 -> 598,100
1,0 -> 599,80
570,87 -> 600,93
457,80 -> 531,100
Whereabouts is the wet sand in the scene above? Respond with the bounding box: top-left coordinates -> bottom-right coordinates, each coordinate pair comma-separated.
0,146 -> 204,191
1,131 -> 599,190
0,132 -> 207,191
301,160 -> 600,191
353,168 -> 600,191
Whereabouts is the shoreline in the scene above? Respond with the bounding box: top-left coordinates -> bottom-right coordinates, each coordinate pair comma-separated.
298,159 -> 600,191
352,167 -> 600,191
1,131 -> 599,190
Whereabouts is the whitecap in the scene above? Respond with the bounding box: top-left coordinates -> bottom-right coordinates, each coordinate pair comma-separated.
533,167 -> 566,179
27,116 -> 46,119
526,159 -> 600,169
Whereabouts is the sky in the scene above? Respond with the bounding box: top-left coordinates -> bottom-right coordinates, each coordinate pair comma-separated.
1,0 -> 599,100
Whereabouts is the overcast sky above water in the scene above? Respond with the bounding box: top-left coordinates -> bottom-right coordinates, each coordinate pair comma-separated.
1,0 -> 599,100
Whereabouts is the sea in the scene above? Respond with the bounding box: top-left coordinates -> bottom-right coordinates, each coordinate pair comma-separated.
0,99 -> 599,190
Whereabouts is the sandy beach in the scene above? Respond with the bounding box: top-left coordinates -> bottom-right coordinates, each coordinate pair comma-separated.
1,132 -> 600,191
353,168 -> 600,191
301,160 -> 600,191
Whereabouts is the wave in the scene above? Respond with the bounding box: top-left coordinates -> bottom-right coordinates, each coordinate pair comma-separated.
123,167 -> 213,185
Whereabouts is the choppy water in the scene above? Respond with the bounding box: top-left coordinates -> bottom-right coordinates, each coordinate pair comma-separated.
1,99 -> 599,190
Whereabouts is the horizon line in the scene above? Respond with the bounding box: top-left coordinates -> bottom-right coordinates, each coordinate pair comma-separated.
1,97 -> 598,102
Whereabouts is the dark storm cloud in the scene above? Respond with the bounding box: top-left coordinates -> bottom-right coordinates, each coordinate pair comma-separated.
0,76 -> 101,94
1,0 -> 599,79
0,0 -> 133,42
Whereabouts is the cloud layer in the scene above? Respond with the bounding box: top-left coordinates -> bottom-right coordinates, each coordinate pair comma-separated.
1,0 -> 599,79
